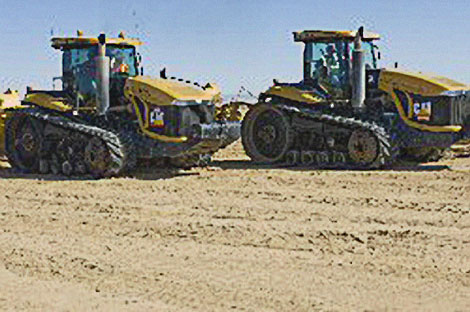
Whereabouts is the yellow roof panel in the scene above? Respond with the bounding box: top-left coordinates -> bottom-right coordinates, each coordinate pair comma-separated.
51,37 -> 143,49
293,30 -> 380,42
380,69 -> 468,94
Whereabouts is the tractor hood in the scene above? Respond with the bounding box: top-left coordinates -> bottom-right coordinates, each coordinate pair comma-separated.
378,68 -> 469,96
124,76 -> 221,106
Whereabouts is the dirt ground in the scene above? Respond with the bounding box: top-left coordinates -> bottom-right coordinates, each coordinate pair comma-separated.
0,141 -> 469,311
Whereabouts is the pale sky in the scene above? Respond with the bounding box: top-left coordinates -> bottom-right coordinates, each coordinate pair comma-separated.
1,0 -> 470,99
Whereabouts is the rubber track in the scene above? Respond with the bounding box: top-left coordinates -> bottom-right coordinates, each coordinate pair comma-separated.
105,120 -> 231,169
277,104 -> 398,169
10,108 -> 127,177
241,104 -> 295,163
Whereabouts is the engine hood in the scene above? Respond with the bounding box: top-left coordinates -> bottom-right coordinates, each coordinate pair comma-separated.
124,76 -> 221,106
378,68 -> 469,96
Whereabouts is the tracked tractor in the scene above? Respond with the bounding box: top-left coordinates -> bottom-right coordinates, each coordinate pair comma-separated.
242,28 -> 470,168
4,32 -> 240,177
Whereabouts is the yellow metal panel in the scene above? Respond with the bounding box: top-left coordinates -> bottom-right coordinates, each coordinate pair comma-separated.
24,93 -> 72,112
51,37 -> 143,49
293,30 -> 380,42
124,76 -> 220,104
380,78 -> 463,133
126,91 -> 188,143
378,69 -> 468,96
379,69 -> 465,131
264,85 -> 323,104
123,77 -> 221,142
390,91 -> 461,132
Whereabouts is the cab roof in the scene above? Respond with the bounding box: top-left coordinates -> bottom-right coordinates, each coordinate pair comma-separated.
51,36 -> 143,50
293,30 -> 380,43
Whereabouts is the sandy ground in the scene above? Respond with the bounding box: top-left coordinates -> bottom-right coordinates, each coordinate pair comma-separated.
0,141 -> 469,311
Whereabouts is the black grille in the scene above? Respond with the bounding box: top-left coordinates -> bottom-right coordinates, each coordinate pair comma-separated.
159,105 -> 215,137
453,94 -> 470,126
404,93 -> 470,126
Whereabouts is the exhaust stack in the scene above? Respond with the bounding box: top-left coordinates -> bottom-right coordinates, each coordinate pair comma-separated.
303,41 -> 313,81
96,33 -> 110,115
351,27 -> 366,110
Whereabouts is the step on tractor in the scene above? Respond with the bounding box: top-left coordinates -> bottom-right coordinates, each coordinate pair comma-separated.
4,31 -> 240,177
242,27 -> 470,168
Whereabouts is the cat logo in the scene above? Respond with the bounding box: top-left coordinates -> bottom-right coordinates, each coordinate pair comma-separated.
413,101 -> 432,121
150,107 -> 164,128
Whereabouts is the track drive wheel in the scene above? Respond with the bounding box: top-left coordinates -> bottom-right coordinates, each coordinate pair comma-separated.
5,113 -> 43,173
242,104 -> 294,163
84,136 -> 123,178
347,129 -> 384,168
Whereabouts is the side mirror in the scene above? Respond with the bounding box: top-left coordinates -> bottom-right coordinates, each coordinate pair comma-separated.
52,76 -> 62,90
137,53 -> 144,75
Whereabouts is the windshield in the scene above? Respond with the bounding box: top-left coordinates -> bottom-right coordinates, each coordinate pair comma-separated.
305,41 -> 351,97
364,42 -> 378,69
63,45 -> 138,78
304,40 -> 378,97
62,45 -> 138,101
106,46 -> 138,77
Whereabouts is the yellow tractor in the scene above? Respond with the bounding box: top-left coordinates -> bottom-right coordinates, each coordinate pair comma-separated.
3,32 -> 240,177
242,28 -> 470,168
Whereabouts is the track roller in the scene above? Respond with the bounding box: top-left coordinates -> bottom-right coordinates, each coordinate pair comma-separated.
242,104 -> 294,163
300,151 -> 315,166
285,150 -> 300,166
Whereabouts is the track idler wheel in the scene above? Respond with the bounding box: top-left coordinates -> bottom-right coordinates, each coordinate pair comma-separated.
84,137 -> 112,178
5,114 -> 43,173
347,129 -> 380,167
242,104 -> 294,163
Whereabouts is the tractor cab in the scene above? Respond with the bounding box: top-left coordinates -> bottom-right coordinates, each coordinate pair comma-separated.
294,30 -> 380,98
51,31 -> 143,106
